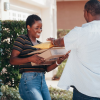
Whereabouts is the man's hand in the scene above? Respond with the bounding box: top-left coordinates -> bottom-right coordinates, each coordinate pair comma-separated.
47,38 -> 55,45
47,37 -> 64,47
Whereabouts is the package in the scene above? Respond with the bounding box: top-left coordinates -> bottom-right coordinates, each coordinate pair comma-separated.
28,47 -> 67,66
32,41 -> 54,49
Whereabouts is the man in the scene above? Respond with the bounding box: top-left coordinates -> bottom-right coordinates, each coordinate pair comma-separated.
48,0 -> 100,99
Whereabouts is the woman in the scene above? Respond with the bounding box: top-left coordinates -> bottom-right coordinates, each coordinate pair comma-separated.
10,14 -> 70,100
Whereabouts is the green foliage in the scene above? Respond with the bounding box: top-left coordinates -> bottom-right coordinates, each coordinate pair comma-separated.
1,85 -> 22,100
57,29 -> 70,38
49,87 -> 73,100
0,85 -> 73,100
0,20 -> 27,88
56,59 -> 67,78
52,59 -> 67,80
0,20 -> 2,72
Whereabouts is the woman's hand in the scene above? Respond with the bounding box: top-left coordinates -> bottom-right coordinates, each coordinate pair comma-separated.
56,50 -> 71,65
29,54 -> 45,65
10,49 -> 45,65
46,50 -> 71,72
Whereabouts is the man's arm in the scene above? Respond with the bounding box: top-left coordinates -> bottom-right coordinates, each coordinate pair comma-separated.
47,37 -> 64,47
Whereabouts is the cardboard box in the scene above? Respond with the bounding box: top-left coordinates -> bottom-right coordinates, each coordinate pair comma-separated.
28,47 -> 67,66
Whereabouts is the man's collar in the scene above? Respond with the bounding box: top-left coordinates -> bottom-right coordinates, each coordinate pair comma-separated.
82,20 -> 100,27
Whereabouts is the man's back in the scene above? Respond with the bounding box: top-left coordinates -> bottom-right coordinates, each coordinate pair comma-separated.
58,20 -> 100,97
77,20 -> 100,74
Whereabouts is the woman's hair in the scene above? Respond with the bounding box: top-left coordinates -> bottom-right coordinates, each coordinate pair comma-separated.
84,0 -> 100,16
26,14 -> 42,28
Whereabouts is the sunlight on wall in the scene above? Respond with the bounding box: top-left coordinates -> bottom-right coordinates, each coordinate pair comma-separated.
31,0 -> 47,5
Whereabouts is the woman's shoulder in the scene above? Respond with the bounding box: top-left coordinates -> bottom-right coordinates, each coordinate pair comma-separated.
18,34 -> 27,38
16,34 -> 29,40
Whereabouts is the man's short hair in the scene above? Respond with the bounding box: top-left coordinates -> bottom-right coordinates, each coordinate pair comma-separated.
84,0 -> 100,16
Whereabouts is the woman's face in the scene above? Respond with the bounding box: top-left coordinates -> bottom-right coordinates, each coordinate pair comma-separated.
27,20 -> 42,38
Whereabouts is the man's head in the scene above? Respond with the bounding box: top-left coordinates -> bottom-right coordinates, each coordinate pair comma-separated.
84,0 -> 100,22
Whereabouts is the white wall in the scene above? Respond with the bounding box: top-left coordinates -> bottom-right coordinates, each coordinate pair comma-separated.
0,0 -> 9,20
9,0 -> 41,21
0,0 -> 1,19
20,0 -> 48,8
41,0 -> 57,42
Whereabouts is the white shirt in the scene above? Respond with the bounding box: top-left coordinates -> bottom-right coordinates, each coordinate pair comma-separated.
58,20 -> 100,98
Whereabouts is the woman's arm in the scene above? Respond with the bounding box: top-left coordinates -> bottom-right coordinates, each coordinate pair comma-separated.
46,50 -> 70,72
10,49 -> 45,65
